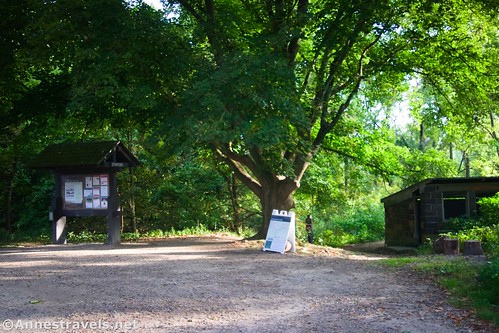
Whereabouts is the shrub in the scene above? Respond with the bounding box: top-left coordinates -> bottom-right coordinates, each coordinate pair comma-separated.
439,193 -> 499,259
0,229 -> 13,243
442,224 -> 499,258
443,217 -> 481,233
67,231 -> 106,243
310,202 -> 385,247
478,193 -> 499,227
122,232 -> 141,241
147,229 -> 164,238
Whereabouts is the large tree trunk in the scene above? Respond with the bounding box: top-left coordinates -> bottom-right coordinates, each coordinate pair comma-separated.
250,177 -> 299,239
215,148 -> 309,240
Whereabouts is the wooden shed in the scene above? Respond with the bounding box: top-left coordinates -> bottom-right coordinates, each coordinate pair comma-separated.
381,177 -> 499,246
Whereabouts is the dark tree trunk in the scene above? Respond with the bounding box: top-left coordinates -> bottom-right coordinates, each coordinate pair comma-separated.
489,110 -> 499,157
128,167 -> 137,233
250,177 -> 298,239
5,160 -> 17,233
226,173 -> 242,234
419,123 -> 425,150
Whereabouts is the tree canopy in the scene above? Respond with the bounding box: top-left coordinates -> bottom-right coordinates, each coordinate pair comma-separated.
159,0 -> 499,236
1,0 -> 498,239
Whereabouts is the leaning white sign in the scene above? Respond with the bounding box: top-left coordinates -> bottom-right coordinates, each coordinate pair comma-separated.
263,210 -> 296,254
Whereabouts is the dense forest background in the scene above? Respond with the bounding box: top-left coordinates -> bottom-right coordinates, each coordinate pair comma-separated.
1,0 -> 499,243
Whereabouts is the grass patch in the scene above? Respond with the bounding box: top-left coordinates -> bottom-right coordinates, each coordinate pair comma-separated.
64,225 -> 243,243
381,257 -> 420,268
380,255 -> 499,327
0,233 -> 51,247
0,225 -> 249,247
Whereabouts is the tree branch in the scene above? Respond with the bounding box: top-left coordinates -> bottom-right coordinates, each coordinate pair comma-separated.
172,0 -> 204,21
321,146 -> 400,179
287,0 -> 308,65
215,148 -> 262,197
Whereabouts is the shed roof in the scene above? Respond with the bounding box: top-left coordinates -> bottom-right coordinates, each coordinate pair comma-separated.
381,177 -> 499,206
30,141 -> 139,169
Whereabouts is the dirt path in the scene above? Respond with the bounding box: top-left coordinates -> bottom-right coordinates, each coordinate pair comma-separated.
0,236 -> 495,333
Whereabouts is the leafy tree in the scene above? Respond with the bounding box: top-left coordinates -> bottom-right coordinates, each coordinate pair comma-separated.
0,0 -> 195,234
397,3 -> 499,177
161,0 -> 499,237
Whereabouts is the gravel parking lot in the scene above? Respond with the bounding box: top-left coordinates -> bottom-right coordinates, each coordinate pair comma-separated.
0,236 -> 494,332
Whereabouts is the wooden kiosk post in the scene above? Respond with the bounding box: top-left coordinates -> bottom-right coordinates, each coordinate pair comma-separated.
31,141 -> 139,245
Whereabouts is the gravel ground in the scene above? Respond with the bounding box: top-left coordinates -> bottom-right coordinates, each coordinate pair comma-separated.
0,235 -> 496,333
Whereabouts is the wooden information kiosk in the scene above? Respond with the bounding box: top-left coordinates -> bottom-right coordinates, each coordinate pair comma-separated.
31,141 -> 139,245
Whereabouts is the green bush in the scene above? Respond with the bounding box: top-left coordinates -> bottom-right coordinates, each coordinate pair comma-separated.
478,193 -> 499,227
442,224 -> 498,258
62,224 -> 238,244
122,232 -> 141,241
67,231 -> 106,243
309,202 -> 385,247
443,217 -> 482,233
146,229 -> 164,238
0,229 -> 13,243
440,193 -> 499,259
315,229 -> 357,247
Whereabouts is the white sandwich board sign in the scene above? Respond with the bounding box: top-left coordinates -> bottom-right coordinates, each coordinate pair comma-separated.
263,209 -> 296,254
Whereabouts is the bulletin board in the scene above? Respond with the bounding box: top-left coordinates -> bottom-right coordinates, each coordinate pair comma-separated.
61,174 -> 110,210
263,210 -> 296,254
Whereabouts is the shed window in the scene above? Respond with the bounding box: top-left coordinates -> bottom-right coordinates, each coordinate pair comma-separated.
443,193 -> 466,220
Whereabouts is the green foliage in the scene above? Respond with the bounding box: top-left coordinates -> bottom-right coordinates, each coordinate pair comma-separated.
67,231 -> 107,243
301,199 -> 385,247
121,232 -> 141,241
401,148 -> 458,186
1,0 -> 499,243
147,229 -> 164,238
66,217 -> 108,235
144,151 -> 254,232
13,174 -> 54,234
64,225 -> 243,244
440,194 -> 499,258
296,149 -> 388,248
478,193 -> 499,227
443,217 -> 483,233
442,224 -> 499,259
315,229 -> 357,248
0,228 -> 13,244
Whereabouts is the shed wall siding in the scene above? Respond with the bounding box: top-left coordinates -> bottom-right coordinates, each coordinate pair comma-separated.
382,178 -> 499,246
420,186 -> 443,237
385,198 -> 417,246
